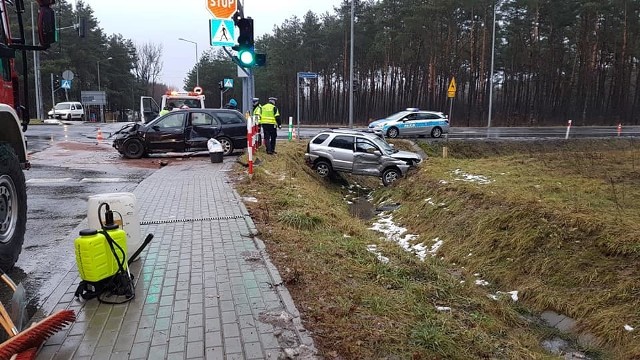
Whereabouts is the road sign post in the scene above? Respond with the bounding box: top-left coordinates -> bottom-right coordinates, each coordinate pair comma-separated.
297,72 -> 318,140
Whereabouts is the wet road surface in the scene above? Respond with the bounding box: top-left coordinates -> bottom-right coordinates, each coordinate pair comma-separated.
8,124 -> 157,326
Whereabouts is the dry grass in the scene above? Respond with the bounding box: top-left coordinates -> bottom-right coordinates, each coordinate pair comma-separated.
232,138 -> 640,358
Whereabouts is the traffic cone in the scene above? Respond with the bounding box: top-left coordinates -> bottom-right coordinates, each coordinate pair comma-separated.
96,128 -> 104,141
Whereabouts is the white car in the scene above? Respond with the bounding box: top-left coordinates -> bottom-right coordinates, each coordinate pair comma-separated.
47,102 -> 84,120
368,108 -> 450,138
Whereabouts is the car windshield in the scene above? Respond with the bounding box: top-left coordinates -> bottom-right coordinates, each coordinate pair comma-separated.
384,110 -> 412,121
167,98 -> 201,109
370,136 -> 397,154
54,103 -> 70,110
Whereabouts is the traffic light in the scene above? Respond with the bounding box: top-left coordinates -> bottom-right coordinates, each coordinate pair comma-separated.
78,17 -> 87,38
233,18 -> 256,68
236,18 -> 254,47
255,53 -> 266,67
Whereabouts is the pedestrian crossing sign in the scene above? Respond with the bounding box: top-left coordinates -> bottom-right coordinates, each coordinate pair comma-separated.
61,79 -> 72,89
224,78 -> 233,88
210,19 -> 235,47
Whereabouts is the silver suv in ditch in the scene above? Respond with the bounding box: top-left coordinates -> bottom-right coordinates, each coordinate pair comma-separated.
304,129 -> 422,186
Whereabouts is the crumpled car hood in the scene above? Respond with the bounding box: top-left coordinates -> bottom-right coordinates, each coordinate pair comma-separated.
390,150 -> 422,163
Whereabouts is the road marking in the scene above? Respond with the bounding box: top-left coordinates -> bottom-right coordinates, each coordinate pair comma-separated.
26,178 -> 73,184
80,178 -> 128,183
27,178 -> 130,185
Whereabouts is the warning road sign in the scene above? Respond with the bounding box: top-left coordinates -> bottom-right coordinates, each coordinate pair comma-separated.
447,77 -> 457,98
206,0 -> 237,19
210,19 -> 235,47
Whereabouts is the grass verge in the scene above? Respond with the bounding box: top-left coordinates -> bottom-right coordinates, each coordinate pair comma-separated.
232,141 -> 624,359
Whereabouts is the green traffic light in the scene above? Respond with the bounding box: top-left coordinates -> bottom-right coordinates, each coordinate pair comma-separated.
238,49 -> 255,67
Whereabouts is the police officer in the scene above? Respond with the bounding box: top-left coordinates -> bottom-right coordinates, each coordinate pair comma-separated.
252,98 -> 263,146
252,98 -> 261,116
259,97 -> 281,154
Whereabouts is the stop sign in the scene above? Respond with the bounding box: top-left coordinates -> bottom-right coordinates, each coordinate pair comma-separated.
206,0 -> 237,19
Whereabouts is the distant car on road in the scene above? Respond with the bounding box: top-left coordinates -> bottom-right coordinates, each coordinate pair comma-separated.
304,129 -> 422,186
47,101 -> 84,121
368,108 -> 449,138
113,109 -> 247,159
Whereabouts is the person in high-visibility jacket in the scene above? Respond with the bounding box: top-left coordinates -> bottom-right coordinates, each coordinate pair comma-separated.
259,97 -> 281,154
252,98 -> 263,147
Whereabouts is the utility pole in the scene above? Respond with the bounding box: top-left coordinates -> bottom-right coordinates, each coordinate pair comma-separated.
487,0 -> 497,130
348,0 -> 355,128
31,2 -> 43,120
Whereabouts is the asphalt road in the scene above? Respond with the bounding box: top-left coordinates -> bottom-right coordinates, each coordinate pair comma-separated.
25,122 -> 640,144
13,124 -> 155,325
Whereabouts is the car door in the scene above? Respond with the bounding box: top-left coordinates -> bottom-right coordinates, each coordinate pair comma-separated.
353,138 -> 383,176
185,111 -> 220,151
143,112 -> 187,152
74,103 -> 84,119
213,111 -> 247,147
140,96 -> 160,123
326,135 -> 355,171
401,113 -> 420,136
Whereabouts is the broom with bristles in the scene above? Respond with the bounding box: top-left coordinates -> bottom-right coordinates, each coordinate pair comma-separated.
0,309 -> 75,360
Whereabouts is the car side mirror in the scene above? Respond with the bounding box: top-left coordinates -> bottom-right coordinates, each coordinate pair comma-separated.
152,125 -> 160,131
373,150 -> 382,156
389,143 -> 395,148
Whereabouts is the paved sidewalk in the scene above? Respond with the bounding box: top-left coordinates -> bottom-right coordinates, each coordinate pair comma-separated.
37,158 -> 316,359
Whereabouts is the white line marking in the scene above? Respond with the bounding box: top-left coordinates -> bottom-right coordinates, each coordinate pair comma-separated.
26,178 -> 73,184
80,178 -> 128,183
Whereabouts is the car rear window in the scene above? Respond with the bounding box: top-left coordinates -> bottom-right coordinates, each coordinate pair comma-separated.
328,135 -> 354,150
312,134 -> 329,144
216,112 -> 245,125
192,112 -> 214,126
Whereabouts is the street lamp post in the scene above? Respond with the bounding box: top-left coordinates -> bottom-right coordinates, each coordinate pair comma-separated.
97,57 -> 112,122
178,38 -> 199,86
348,0 -> 355,128
487,1 -> 497,131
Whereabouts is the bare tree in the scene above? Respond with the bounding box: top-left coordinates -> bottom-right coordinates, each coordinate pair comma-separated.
133,42 -> 163,97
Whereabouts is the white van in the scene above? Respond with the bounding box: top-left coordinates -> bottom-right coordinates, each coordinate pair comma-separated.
47,102 -> 84,120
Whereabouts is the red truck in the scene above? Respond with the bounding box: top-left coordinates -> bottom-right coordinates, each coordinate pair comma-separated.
0,0 -> 56,270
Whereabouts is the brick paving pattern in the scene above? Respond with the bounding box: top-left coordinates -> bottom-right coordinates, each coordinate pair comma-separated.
38,159 -> 316,359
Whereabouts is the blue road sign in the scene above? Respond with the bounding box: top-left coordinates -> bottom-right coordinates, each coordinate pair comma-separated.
224,78 -> 233,88
210,19 -> 235,47
61,79 -> 72,89
298,72 -> 318,79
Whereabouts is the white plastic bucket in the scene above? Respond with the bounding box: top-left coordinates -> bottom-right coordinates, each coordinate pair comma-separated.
88,192 -> 142,260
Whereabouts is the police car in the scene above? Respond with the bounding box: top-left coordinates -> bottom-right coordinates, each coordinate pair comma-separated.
368,108 -> 449,138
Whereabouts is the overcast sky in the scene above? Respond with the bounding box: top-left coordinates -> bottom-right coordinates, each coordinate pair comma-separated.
81,0 -> 343,90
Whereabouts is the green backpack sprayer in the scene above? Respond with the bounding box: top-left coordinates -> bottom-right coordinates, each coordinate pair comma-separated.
74,202 -> 153,303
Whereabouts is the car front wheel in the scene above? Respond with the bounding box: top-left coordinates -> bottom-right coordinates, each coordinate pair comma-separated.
218,137 -> 234,156
431,127 -> 443,138
382,167 -> 401,186
122,139 -> 145,159
314,160 -> 332,178
387,127 -> 399,138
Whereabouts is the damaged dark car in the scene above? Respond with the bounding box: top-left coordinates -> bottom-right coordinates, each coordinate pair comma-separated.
113,109 -> 247,158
